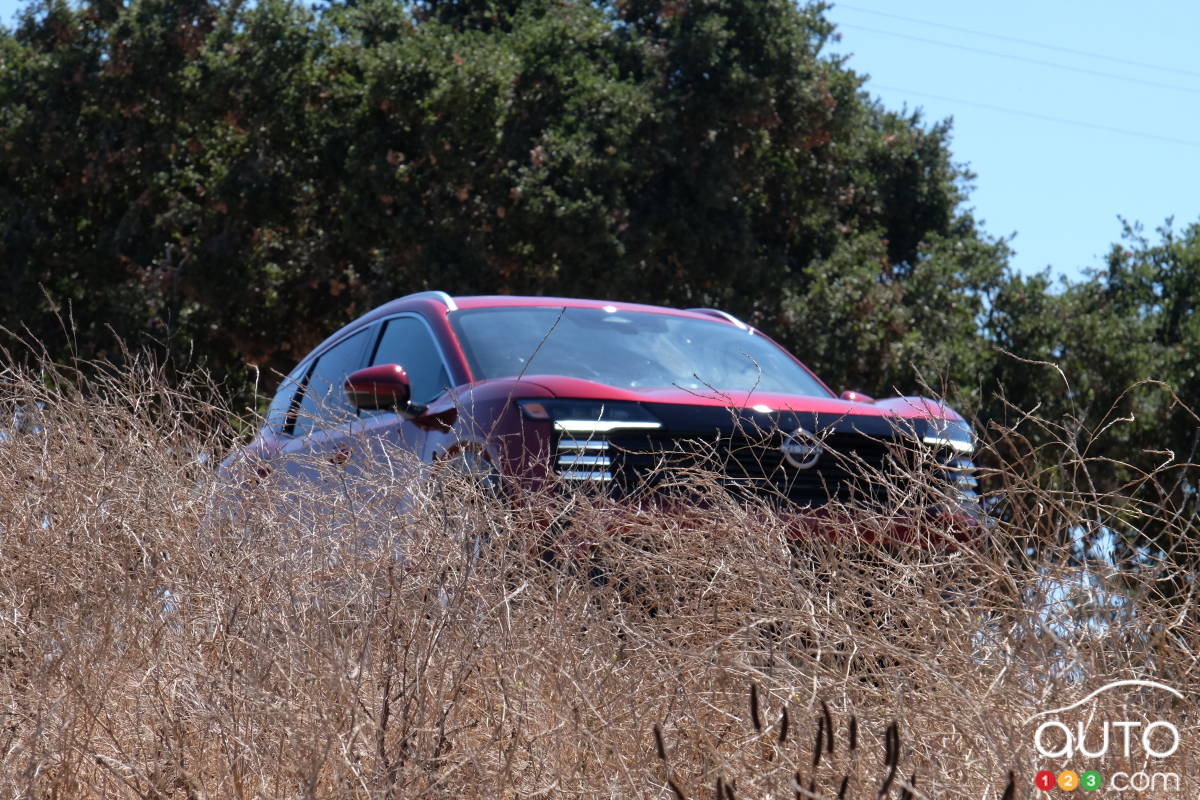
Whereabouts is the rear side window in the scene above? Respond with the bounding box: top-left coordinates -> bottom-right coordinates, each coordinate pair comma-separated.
266,364 -> 309,435
370,317 -> 451,404
293,329 -> 371,435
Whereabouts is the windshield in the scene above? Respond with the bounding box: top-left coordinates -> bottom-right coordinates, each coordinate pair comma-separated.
451,307 -> 832,398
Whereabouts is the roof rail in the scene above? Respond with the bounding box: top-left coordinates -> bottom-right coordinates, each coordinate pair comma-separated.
404,290 -> 459,311
685,307 -> 749,331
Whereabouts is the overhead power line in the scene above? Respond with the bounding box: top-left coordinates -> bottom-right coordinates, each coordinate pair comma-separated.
836,3 -> 1200,80
871,83 -> 1200,148
840,23 -> 1200,97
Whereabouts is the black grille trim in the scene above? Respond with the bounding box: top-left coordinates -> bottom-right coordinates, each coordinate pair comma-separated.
547,405 -> 973,510
604,428 -> 903,508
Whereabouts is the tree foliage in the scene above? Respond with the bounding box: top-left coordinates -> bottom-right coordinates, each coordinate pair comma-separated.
1,0 -> 998,382
1,0 -> 1196,570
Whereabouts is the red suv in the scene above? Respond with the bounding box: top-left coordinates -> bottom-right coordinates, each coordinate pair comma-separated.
224,291 -> 978,533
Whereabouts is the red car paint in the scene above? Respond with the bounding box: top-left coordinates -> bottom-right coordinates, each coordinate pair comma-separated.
222,292 -> 979,545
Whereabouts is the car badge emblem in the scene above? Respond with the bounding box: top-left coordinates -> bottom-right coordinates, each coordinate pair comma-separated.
781,427 -> 823,469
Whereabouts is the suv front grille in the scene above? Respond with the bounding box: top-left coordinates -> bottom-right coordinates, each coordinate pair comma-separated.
602,430 -> 899,508
555,437 -> 614,482
549,407 -> 976,511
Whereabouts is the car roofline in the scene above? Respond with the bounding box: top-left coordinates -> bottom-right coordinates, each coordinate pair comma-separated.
296,292 -> 759,388
447,294 -> 750,326
404,290 -> 458,311
684,307 -> 749,330
357,291 -> 748,328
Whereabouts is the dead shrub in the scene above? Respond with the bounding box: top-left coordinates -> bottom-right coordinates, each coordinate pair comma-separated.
0,356 -> 1195,798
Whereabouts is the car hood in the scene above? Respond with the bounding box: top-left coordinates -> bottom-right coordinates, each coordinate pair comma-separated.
515,375 -> 962,421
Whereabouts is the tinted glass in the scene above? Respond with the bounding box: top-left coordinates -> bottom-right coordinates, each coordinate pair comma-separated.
370,317 -> 451,404
294,328 -> 370,434
266,364 -> 309,435
452,307 -> 832,397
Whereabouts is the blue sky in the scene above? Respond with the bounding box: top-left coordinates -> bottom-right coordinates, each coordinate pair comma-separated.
824,1 -> 1200,280
3,0 -> 1197,281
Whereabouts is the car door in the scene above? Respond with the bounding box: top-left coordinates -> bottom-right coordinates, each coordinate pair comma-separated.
276,316 -> 453,522
349,315 -> 454,491
276,328 -> 373,506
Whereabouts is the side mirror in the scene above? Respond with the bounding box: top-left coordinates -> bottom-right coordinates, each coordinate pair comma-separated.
345,364 -> 416,413
840,390 -> 875,404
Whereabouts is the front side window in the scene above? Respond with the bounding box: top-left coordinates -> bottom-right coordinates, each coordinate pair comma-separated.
451,307 -> 832,397
370,316 -> 451,404
293,328 -> 371,434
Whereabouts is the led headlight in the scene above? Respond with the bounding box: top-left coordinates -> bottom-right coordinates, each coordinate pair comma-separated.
518,399 -> 663,482
920,418 -> 979,500
517,399 -> 663,433
922,418 -> 975,454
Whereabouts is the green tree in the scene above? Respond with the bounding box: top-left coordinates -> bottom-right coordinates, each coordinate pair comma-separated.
1077,222 -> 1199,581
1,0 -> 1007,400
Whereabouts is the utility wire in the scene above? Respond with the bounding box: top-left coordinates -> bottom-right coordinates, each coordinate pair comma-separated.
836,3 -> 1200,80
871,83 -> 1200,148
840,23 -> 1200,97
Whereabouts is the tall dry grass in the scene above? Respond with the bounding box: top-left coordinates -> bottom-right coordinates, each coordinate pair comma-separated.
0,358 -> 1195,798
